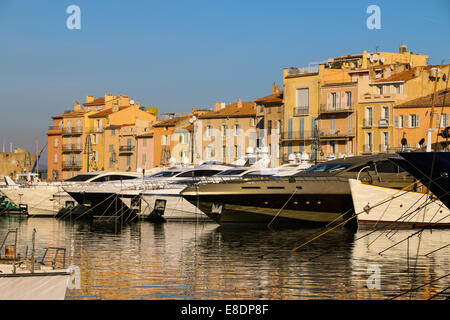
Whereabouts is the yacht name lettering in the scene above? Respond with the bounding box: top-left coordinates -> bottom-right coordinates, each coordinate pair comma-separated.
181,304 -> 215,318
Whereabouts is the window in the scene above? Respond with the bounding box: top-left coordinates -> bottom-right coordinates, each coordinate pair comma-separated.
268,120 -> 272,135
348,114 -> 353,134
437,113 -> 449,128
331,92 -> 337,110
235,145 -> 241,159
54,138 -> 58,148
365,107 -> 373,126
395,115 -> 403,128
92,134 -> 98,145
234,124 -> 240,136
410,114 -> 419,128
111,129 -> 115,136
109,157 -> 114,168
346,92 -> 352,108
142,154 -> 146,165
143,139 -> 147,147
177,170 -> 221,178
382,106 -> 389,121
109,144 -> 114,152
54,153 -> 58,163
296,88 -> 309,113
221,125 -> 228,137
126,155 -> 131,166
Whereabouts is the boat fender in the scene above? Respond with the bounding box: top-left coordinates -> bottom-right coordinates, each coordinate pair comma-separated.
27,180 -> 33,186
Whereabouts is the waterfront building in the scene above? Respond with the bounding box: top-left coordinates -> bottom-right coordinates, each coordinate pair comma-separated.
136,131 -> 154,171
0,148 -> 37,179
254,83 -> 284,165
196,100 -> 256,164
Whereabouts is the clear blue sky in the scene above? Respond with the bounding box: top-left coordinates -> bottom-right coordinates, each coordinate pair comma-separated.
0,0 -> 449,167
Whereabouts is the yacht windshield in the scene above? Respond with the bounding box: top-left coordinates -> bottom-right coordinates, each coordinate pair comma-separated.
147,171 -> 181,178
65,174 -> 99,182
303,163 -> 353,173
216,169 -> 248,176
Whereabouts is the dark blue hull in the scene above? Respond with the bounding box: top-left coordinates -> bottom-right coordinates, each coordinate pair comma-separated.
390,152 -> 450,210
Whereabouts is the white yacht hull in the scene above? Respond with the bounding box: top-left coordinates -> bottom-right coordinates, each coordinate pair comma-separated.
120,188 -> 212,222
0,187 -> 72,216
0,273 -> 69,300
349,179 -> 450,228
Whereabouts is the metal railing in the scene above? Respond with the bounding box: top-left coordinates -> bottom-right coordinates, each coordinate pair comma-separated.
319,103 -> 354,113
378,119 -> 390,127
62,127 -> 83,136
119,145 -> 135,152
362,118 -> 373,128
62,144 -> 83,152
319,129 -> 354,137
281,130 -> 317,140
362,144 -> 373,153
62,161 -> 82,169
293,106 -> 309,116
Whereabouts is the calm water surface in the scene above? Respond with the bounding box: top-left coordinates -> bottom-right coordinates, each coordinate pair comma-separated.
0,216 -> 448,300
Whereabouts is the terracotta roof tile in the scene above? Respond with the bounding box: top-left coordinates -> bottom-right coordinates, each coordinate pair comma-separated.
83,97 -> 105,106
153,115 -> 189,127
198,102 -> 255,119
397,89 -> 450,108
89,106 -> 130,118
254,91 -> 283,104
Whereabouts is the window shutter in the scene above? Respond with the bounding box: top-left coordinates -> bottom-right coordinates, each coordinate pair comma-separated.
416,114 -> 419,128
341,92 -> 345,109
327,93 -> 330,109
405,115 -> 410,128
394,116 -> 399,128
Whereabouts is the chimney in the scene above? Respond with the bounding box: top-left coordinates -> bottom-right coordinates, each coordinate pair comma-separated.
272,82 -> 280,94
86,95 -> 94,104
214,102 -> 221,111
73,101 -> 81,112
220,102 -> 226,109
237,99 -> 243,108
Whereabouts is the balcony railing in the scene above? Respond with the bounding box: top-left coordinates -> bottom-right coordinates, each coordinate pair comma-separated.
362,118 -> 373,128
62,127 -> 83,136
119,145 -> 135,153
89,127 -> 104,133
281,130 -> 317,141
48,126 -> 63,131
362,144 -> 373,153
378,119 -> 389,128
379,144 -> 390,152
319,103 -> 354,113
62,161 -> 82,169
293,106 -> 309,116
319,129 -> 354,138
62,144 -> 83,153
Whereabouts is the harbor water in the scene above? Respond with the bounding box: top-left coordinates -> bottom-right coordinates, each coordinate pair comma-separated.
0,216 -> 449,300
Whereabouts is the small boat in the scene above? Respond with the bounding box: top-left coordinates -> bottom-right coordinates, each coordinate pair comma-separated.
0,229 -> 72,300
349,178 -> 450,229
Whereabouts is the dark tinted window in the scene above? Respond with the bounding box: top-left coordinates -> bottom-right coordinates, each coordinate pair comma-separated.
217,169 -> 248,176
65,174 -> 99,182
150,171 -> 181,178
303,163 -> 353,173
376,160 -> 401,173
177,170 -> 221,177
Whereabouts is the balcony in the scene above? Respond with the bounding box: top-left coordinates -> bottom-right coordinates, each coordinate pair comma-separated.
62,161 -> 82,170
362,144 -> 373,154
281,130 -> 317,141
89,127 -> 104,134
361,118 -> 373,128
378,119 -> 390,128
379,144 -> 390,153
319,103 -> 354,113
62,127 -> 83,136
62,144 -> 83,153
293,106 -> 309,116
119,145 -> 135,153
319,129 -> 354,139
48,126 -> 63,131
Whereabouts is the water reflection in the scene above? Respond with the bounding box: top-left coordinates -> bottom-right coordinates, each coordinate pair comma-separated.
0,217 -> 448,300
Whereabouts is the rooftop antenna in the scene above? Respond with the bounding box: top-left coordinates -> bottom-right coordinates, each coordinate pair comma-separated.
375,45 -> 379,52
